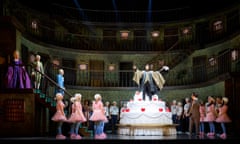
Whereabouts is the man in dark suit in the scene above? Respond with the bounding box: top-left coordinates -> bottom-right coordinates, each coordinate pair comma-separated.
132,64 -> 166,101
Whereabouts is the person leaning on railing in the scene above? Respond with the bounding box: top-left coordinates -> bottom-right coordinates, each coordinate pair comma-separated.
55,68 -> 65,95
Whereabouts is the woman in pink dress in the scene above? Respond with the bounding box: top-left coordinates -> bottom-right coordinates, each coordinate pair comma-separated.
204,96 -> 217,137
89,94 -> 108,139
68,93 -> 86,139
68,96 -> 76,139
51,93 -> 67,139
199,100 -> 206,136
215,97 -> 231,139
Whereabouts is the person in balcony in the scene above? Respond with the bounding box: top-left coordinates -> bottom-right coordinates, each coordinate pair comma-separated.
133,64 -> 166,101
5,50 -> 31,89
51,93 -> 67,140
31,54 -> 44,90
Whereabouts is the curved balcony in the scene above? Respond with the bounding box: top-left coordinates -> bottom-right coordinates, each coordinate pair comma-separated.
5,0 -> 240,52
41,48 -> 239,89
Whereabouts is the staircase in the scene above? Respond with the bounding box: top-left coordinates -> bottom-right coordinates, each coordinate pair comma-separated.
34,89 -> 93,137
148,44 -> 195,70
79,125 -> 93,137
34,89 -> 56,112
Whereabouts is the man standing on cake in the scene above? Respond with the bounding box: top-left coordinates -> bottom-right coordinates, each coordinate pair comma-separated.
132,63 -> 166,101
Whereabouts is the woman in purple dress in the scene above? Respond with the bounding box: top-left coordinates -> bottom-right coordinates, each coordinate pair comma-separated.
5,50 -> 31,89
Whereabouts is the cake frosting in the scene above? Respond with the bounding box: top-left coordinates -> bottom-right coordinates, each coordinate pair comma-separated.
119,92 -> 173,125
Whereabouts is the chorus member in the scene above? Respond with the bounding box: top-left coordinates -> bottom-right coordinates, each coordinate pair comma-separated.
51,93 -> 67,139
199,100 -> 206,136
215,97 -> 231,139
182,97 -> 191,134
68,93 -> 86,139
204,96 -> 217,137
89,94 -> 108,139
110,101 -> 119,134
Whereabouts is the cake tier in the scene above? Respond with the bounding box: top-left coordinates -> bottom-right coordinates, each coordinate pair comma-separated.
120,101 -> 172,125
118,125 -> 177,136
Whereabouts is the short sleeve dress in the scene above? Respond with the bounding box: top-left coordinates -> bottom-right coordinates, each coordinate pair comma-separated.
215,105 -> 231,123
68,101 -> 86,123
89,101 -> 108,122
51,100 -> 67,122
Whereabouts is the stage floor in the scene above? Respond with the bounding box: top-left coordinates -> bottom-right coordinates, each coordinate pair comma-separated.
0,133 -> 239,144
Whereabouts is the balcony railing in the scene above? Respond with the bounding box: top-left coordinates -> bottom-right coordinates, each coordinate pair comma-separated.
40,48 -> 239,88
0,48 -> 239,107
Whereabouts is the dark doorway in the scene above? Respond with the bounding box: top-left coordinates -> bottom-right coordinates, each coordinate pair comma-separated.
218,50 -> 231,75
192,55 -> 207,83
62,59 -> 76,85
89,60 -> 104,87
119,62 -> 134,87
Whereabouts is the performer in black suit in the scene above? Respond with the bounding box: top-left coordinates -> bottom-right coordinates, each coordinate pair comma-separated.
133,64 -> 168,100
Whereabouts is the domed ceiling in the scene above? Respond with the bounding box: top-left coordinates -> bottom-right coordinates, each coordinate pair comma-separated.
17,0 -> 240,22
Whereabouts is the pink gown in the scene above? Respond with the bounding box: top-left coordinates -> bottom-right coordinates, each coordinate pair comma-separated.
51,100 -> 67,122
215,105 -> 231,123
89,101 -> 108,122
68,101 -> 87,123
204,103 -> 216,122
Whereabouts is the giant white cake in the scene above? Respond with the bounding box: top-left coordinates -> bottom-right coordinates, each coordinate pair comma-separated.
118,91 -> 176,136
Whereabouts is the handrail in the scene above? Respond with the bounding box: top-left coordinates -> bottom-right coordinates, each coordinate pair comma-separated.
28,63 -> 73,99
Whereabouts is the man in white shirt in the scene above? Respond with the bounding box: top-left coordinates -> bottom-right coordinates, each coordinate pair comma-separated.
183,97 -> 191,134
110,101 -> 119,134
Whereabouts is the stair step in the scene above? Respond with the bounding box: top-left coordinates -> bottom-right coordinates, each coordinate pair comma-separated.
34,93 -> 55,112
79,127 -> 93,137
51,101 -> 56,107
40,93 -> 45,98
